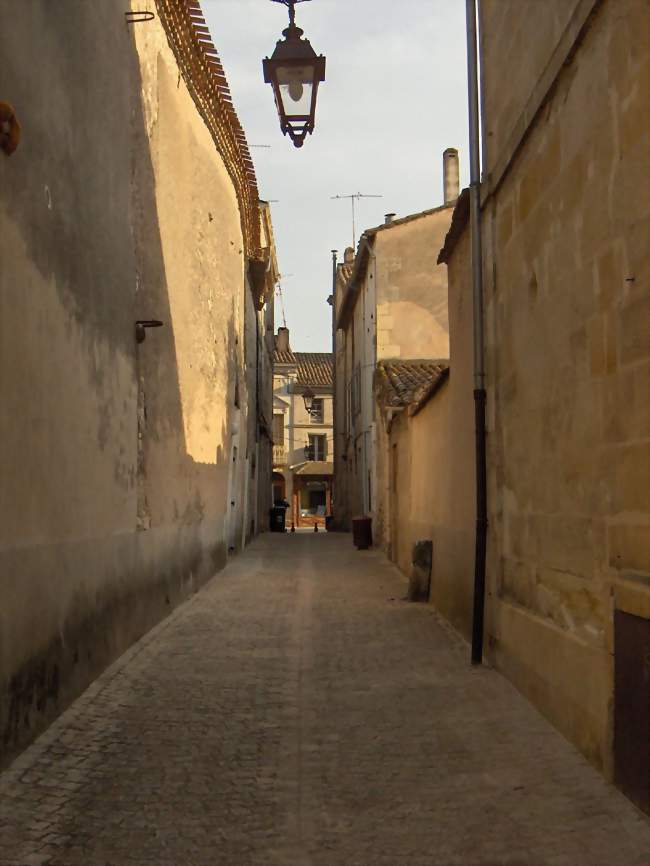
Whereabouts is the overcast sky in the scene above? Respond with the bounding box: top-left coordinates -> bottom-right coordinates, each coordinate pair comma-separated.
203,0 -> 470,352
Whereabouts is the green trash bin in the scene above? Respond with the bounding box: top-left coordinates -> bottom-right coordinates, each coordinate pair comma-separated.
270,505 -> 286,533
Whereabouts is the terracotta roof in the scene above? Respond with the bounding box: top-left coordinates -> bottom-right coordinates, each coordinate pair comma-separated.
273,351 -> 334,388
294,461 -> 333,476
375,360 -> 449,414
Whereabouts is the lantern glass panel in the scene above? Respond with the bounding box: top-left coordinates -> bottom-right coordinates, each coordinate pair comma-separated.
303,389 -> 315,412
276,65 -> 314,116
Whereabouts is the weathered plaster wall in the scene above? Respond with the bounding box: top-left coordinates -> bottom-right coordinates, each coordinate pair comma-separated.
244,281 -> 259,544
336,207 -> 455,530
375,209 -> 452,361
381,227 -> 476,637
333,318 -> 350,529
0,2 -> 250,762
479,0 -> 650,775
338,315 -> 365,524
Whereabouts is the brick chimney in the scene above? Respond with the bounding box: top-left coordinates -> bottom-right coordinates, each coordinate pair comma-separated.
276,327 -> 290,353
443,148 -> 460,205
384,213 -> 396,225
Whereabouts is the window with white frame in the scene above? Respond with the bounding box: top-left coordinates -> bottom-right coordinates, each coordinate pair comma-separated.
310,397 -> 324,423
307,434 -> 327,461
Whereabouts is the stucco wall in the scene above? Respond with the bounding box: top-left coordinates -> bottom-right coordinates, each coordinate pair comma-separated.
375,209 -> 452,360
333,319 -> 349,528
478,0 -> 650,774
0,3 -> 251,762
380,227 -> 476,637
336,317 -> 365,525
336,207 -> 455,529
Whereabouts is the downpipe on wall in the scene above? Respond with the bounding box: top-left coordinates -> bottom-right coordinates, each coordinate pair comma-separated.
466,0 -> 488,665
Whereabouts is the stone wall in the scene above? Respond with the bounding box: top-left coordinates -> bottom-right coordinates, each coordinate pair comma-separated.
476,0 -> 649,776
335,205 -> 455,531
0,1 -> 255,763
379,224 -> 476,637
479,0 -> 582,176
375,209 -> 452,361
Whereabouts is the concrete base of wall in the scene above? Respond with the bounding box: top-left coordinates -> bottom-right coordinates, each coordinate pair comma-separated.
0,520 -> 227,769
490,600 -> 612,776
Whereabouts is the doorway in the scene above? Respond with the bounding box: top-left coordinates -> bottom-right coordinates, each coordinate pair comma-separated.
614,610 -> 650,814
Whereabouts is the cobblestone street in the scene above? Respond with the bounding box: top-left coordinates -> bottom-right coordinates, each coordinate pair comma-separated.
1,533 -> 648,866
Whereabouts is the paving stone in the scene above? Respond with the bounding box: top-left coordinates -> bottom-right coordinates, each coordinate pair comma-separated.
0,534 -> 649,865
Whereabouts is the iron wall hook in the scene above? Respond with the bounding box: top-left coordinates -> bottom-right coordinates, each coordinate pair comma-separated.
135,320 -> 163,343
125,11 -> 155,24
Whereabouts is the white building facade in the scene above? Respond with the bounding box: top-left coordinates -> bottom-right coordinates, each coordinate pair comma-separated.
272,328 -> 334,528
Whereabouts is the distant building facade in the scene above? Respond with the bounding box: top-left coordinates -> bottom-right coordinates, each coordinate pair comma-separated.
333,150 -> 459,533
273,329 -> 334,528
245,202 -> 280,541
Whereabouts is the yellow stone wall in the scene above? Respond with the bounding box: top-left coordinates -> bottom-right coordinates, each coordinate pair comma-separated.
480,0 -> 581,177
375,209 -> 452,361
478,0 -> 650,773
381,226 -> 476,639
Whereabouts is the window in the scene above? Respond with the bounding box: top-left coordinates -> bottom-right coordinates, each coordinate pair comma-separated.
307,434 -> 327,461
310,398 -> 324,424
272,413 -> 284,445
300,483 -> 327,517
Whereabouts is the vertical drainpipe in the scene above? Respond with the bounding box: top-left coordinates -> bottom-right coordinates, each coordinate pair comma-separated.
331,250 -> 338,519
466,0 -> 488,665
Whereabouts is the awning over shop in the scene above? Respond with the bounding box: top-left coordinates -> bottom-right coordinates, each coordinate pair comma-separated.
293,461 -> 333,476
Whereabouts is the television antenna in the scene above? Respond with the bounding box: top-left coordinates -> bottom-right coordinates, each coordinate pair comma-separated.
275,273 -> 294,329
331,191 -> 383,248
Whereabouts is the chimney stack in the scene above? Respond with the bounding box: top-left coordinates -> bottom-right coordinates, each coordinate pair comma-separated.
344,246 -> 355,264
384,213 -> 396,225
443,148 -> 460,205
276,327 -> 290,353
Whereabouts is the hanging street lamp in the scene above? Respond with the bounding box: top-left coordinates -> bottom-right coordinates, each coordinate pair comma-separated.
263,0 -> 326,148
302,386 -> 316,415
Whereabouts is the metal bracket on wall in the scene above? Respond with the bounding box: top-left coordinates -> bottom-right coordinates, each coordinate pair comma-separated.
125,11 -> 156,24
135,320 -> 163,343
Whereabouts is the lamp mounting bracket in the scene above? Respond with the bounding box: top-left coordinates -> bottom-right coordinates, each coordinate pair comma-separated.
269,0 -> 312,25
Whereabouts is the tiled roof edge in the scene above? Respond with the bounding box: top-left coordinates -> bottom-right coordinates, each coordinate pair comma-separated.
409,365 -> 450,416
437,188 -> 470,265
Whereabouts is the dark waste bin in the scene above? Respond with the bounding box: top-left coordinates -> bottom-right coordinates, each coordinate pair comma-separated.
352,516 -> 372,550
270,505 -> 287,533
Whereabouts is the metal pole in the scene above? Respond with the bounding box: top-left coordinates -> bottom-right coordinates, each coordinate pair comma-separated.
466,0 -> 488,665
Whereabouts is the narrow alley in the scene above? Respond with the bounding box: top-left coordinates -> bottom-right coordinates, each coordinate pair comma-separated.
1,534 -> 648,866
